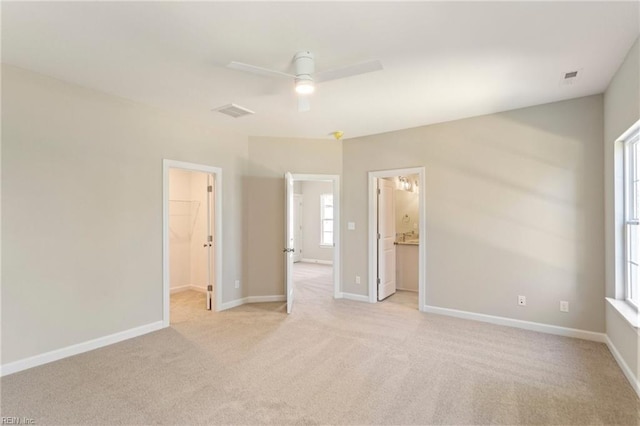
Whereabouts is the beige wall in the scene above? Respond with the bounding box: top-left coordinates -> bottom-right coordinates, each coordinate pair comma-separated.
342,95 -> 605,332
606,307 -> 639,381
604,38 -> 639,300
246,137 -> 342,297
301,181 -> 333,262
603,38 -> 640,385
1,65 -> 248,364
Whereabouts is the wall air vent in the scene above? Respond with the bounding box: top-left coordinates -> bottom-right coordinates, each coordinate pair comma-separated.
564,71 -> 578,79
213,103 -> 255,118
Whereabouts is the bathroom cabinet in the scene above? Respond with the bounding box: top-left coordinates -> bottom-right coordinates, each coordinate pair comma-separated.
395,242 -> 418,292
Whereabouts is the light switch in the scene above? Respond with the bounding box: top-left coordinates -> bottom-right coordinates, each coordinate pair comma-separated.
347,222 -> 356,230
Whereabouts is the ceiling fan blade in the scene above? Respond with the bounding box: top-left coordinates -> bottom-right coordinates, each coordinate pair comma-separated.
297,96 -> 311,113
315,60 -> 383,83
227,61 -> 294,79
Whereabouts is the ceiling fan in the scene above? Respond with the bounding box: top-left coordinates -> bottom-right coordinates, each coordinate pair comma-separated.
227,51 -> 383,112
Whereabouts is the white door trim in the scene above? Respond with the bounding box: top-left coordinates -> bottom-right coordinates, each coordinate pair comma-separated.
291,174 -> 341,299
163,159 -> 223,326
368,167 -> 426,311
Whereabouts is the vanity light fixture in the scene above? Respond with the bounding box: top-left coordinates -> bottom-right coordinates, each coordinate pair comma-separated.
398,176 -> 412,191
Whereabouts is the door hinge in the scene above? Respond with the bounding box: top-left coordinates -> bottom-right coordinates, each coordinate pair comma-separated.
377,188 -> 381,195
207,285 -> 213,291
377,278 -> 380,285
377,233 -> 381,240
208,235 -> 213,242
207,185 -> 213,192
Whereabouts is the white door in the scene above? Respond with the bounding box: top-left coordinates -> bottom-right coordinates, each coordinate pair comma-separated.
206,174 -> 214,310
284,172 -> 294,314
377,178 -> 396,300
293,194 -> 303,262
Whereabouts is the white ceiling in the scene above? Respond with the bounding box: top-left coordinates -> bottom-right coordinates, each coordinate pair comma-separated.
2,2 -> 639,140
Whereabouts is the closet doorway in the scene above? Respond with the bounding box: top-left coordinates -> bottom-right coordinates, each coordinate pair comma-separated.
162,160 -> 222,326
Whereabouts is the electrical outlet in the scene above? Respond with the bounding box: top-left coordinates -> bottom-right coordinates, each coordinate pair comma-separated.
235,280 -> 240,289
518,295 -> 526,306
355,276 -> 361,284
560,301 -> 569,312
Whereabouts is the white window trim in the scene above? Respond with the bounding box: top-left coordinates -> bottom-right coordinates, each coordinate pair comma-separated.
320,193 -> 333,247
619,119 -> 640,314
624,138 -> 639,309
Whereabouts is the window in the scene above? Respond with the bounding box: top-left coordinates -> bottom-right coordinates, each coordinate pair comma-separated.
624,125 -> 640,309
320,193 -> 333,246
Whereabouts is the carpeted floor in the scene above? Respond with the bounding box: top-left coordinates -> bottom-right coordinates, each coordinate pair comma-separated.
2,263 -> 639,425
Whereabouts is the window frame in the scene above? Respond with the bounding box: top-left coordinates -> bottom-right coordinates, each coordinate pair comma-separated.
320,193 -> 333,247
623,126 -> 640,310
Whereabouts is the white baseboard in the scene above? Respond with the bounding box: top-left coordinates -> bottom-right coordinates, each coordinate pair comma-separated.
301,258 -> 333,265
422,304 -> 606,343
170,285 -> 189,294
219,295 -> 286,311
220,298 -> 247,311
336,292 -> 370,303
246,295 -> 286,303
605,335 -> 640,399
170,285 -> 207,294
1,321 -> 165,377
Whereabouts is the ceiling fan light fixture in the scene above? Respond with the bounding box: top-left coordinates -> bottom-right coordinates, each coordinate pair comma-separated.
295,76 -> 315,95
227,50 -> 382,113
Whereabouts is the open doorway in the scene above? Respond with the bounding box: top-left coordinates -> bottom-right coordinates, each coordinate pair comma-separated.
368,167 -> 425,311
163,160 -> 222,326
284,173 -> 340,314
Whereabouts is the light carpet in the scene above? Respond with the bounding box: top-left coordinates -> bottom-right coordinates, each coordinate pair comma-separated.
1,263 -> 639,425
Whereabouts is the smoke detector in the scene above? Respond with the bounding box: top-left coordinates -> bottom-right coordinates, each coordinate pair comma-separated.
213,103 -> 255,118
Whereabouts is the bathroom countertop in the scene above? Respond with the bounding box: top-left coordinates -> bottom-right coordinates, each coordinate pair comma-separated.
395,240 -> 419,246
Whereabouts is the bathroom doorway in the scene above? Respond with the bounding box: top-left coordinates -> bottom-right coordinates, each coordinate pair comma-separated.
284,173 -> 340,314
368,167 -> 425,311
163,160 -> 222,326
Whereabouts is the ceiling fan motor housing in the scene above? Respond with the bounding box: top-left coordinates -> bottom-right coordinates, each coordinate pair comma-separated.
294,51 -> 315,80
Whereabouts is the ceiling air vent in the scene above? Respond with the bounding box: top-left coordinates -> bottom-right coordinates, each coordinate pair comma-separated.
213,103 -> 255,118
560,69 -> 582,85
